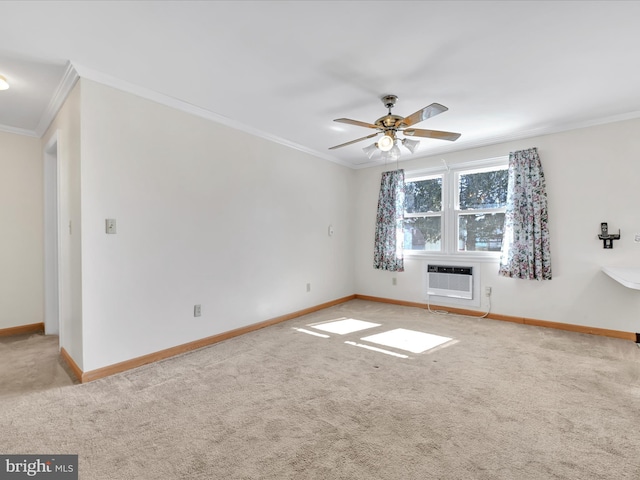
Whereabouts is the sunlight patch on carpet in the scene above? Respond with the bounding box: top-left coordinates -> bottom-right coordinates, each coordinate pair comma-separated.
345,341 -> 409,358
293,328 -> 330,338
310,318 -> 381,335
361,328 -> 452,354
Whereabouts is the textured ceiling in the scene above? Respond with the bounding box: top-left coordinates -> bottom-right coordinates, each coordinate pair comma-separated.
1,1 -> 640,167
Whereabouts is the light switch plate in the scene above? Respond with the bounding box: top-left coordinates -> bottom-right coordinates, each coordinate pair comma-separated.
106,219 -> 117,234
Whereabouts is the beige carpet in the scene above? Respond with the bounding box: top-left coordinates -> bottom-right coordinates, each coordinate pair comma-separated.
0,332 -> 76,399
1,299 -> 640,479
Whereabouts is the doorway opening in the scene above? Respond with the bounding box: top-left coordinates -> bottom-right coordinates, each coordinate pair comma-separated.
43,133 -> 60,338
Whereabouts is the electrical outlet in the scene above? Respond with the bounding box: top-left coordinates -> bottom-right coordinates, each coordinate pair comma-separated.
484,286 -> 492,297
306,283 -> 311,293
392,277 -> 397,286
635,233 -> 640,243
194,304 -> 201,317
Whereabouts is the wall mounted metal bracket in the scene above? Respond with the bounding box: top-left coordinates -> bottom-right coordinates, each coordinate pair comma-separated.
598,222 -> 620,249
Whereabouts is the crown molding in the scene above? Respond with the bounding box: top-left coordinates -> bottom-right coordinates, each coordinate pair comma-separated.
6,59 -> 640,168
0,123 -> 38,137
0,62 -> 77,139
34,61 -> 80,138
70,62 -> 352,168
349,109 -> 640,169
456,110 -> 640,153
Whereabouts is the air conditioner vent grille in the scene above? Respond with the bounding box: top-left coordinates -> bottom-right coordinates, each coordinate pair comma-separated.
427,265 -> 473,300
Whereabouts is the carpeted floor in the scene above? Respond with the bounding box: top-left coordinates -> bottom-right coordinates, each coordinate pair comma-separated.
0,331 -> 76,399
1,299 -> 640,479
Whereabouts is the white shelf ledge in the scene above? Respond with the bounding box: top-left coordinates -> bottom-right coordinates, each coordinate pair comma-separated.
602,266 -> 640,290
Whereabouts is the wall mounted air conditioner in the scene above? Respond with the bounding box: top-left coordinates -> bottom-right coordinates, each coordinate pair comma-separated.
427,265 -> 473,300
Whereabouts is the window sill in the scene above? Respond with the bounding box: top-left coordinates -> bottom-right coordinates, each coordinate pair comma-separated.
403,251 -> 501,263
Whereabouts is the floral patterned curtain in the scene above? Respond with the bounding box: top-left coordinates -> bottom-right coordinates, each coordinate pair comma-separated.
374,169 -> 405,271
499,147 -> 552,280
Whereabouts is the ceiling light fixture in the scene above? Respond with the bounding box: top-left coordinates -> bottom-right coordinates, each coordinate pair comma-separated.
363,143 -> 378,159
402,138 -> 420,154
0,75 -> 9,91
377,134 -> 395,152
362,136 -> 420,162
381,144 -> 402,162
330,94 -> 460,162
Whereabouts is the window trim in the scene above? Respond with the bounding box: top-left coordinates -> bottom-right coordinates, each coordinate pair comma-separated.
403,173 -> 444,252
404,156 -> 508,260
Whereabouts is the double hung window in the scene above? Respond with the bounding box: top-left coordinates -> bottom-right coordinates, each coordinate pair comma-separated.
403,159 -> 508,256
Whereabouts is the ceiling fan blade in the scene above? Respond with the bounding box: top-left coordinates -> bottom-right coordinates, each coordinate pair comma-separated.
403,128 -> 461,141
334,118 -> 380,129
397,103 -> 448,127
328,132 -> 380,150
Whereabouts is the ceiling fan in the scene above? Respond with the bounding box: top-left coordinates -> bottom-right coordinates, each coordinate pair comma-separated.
329,94 -> 461,161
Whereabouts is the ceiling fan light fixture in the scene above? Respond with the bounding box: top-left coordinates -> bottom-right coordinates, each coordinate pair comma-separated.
0,75 -> 9,91
363,143 -> 378,159
402,138 -> 420,154
381,145 -> 402,162
389,144 -> 402,161
329,94 -> 460,159
377,134 -> 394,152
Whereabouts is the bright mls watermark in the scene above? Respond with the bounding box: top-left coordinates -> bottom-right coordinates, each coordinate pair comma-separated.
0,455 -> 77,479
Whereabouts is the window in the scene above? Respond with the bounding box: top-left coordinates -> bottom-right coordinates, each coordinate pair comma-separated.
403,175 -> 443,251
403,158 -> 508,256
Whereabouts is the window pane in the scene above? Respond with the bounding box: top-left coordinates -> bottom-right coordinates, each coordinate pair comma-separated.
459,169 -> 508,210
405,177 -> 442,213
458,213 -> 505,252
403,216 -> 441,251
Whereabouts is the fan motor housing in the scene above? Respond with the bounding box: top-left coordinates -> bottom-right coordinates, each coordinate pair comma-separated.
381,94 -> 398,109
375,114 -> 403,129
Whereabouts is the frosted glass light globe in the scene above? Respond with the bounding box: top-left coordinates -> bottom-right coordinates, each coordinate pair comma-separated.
377,135 -> 394,152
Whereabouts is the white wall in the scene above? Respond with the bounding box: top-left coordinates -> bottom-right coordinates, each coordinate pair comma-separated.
6,75 -> 640,372
42,82 -> 83,367
355,119 -> 640,333
79,80 -> 355,371
0,131 -> 43,329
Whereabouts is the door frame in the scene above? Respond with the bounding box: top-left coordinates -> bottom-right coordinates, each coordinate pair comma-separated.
43,131 -> 61,337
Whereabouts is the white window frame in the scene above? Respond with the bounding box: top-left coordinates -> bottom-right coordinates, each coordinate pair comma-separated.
403,173 -> 444,252
404,156 -> 508,261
